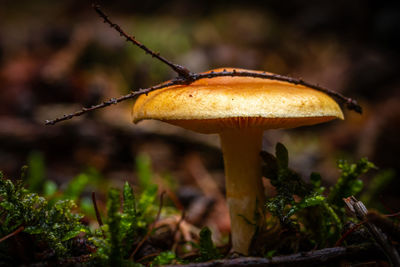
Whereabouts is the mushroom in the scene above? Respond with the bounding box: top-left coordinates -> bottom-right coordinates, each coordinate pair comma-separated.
132,68 -> 344,255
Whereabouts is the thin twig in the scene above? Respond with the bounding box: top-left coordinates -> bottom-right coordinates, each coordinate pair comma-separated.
45,80 -> 177,125
173,211 -> 186,238
335,220 -> 366,247
171,211 -> 186,252
379,195 -> 400,219
385,210 -> 400,218
0,226 -> 24,243
91,191 -> 105,238
166,189 -> 184,211
92,4 -> 192,79
129,191 -> 166,260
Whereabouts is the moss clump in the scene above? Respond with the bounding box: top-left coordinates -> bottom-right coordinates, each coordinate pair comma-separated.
0,171 -> 88,264
261,143 -> 377,251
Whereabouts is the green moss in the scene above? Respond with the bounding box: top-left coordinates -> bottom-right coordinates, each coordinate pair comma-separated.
0,173 -> 87,258
0,146 -> 393,265
196,227 -> 221,262
328,158 -> 376,208
89,181 -> 159,265
262,144 -> 383,249
151,251 -> 177,266
26,152 -> 45,193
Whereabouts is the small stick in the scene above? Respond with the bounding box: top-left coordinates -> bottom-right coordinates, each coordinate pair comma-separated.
129,191 -> 166,260
385,210 -> 400,218
45,80 -> 177,125
0,226 -> 24,243
91,192 -> 106,238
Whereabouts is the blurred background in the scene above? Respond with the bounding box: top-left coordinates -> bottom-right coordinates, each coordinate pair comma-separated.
0,0 -> 399,235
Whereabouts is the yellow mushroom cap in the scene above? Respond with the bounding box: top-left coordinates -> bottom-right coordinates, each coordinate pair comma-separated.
132,68 -> 344,134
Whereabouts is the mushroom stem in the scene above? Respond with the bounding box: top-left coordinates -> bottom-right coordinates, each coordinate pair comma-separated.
219,129 -> 265,255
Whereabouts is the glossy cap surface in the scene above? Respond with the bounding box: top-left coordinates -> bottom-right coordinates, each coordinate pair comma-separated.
133,68 -> 344,133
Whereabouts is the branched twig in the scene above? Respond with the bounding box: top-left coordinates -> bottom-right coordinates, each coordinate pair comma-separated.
165,244 -> 383,267
45,5 -> 362,126
129,191 -> 166,260
45,69 -> 361,125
